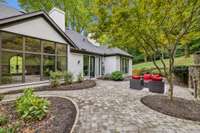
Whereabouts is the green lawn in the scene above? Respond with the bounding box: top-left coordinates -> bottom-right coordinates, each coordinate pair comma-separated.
133,56 -> 194,69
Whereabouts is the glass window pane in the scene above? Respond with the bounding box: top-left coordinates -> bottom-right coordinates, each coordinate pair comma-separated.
1,51 -> 23,85
57,56 -> 66,72
25,54 -> 41,82
1,32 -> 23,50
83,55 -> 89,76
57,43 -> 67,56
42,41 -> 55,54
43,55 -> 55,79
26,37 -> 41,52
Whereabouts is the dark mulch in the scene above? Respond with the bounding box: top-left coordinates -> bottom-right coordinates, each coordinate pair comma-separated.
0,97 -> 77,133
2,80 -> 96,95
141,95 -> 200,122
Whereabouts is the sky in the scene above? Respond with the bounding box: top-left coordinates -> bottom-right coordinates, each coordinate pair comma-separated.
5,0 -> 20,10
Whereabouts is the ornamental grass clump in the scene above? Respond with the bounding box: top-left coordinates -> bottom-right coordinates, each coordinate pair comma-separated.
16,88 -> 50,121
50,71 -> 63,87
64,71 -> 74,84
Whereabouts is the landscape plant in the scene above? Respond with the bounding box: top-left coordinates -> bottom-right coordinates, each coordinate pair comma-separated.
111,71 -> 124,81
0,115 -> 8,126
0,94 -> 4,101
50,71 -> 63,87
16,88 -> 50,121
77,72 -> 84,83
64,71 -> 74,84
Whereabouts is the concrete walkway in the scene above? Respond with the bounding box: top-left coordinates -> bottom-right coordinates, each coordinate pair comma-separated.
3,80 -> 200,133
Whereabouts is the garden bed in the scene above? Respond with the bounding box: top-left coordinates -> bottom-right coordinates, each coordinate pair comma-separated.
141,95 -> 200,122
0,97 -> 77,133
2,80 -> 96,95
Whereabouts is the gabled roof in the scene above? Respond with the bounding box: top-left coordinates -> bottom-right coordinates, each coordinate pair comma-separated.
0,4 -> 77,48
65,30 -> 133,57
0,4 -> 23,19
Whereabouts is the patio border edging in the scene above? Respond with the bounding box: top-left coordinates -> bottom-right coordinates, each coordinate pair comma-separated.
1,95 -> 80,133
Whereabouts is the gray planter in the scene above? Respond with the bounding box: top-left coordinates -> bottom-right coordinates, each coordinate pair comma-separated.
130,79 -> 143,90
148,80 -> 165,93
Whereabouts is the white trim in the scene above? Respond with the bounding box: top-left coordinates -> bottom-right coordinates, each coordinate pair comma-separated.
49,7 -> 65,16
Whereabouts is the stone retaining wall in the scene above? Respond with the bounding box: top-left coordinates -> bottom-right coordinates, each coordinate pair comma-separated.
189,65 -> 200,98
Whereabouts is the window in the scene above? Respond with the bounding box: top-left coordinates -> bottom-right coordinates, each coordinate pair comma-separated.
42,41 -> 55,54
57,56 -> 66,72
0,31 -> 68,85
25,54 -> 41,82
10,56 -> 23,74
26,37 -> 41,53
1,32 -> 23,50
83,55 -> 89,76
57,43 -> 67,56
1,51 -> 23,84
43,55 -> 55,79
120,57 -> 129,74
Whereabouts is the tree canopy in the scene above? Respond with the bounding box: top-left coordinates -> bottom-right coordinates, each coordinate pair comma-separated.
90,0 -> 200,100
18,0 -> 92,32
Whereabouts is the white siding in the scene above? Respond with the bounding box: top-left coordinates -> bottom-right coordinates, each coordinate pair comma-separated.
104,56 -> 117,74
116,56 -> 121,71
68,47 -> 83,81
0,17 -> 67,44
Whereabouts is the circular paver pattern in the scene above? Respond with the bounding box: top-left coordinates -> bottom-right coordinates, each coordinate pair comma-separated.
4,80 -> 200,133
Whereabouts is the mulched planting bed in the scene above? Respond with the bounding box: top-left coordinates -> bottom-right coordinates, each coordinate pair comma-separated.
0,97 -> 77,133
141,95 -> 200,122
2,80 -> 96,95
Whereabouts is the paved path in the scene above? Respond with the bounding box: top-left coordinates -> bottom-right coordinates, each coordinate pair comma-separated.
4,80 -> 200,133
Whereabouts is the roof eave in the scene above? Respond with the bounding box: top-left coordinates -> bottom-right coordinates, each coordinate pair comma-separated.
0,10 -> 78,48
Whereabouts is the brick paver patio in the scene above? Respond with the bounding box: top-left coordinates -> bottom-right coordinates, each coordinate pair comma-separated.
4,80 -> 200,133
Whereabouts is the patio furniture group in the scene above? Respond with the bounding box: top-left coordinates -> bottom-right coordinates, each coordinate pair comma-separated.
130,74 -> 165,93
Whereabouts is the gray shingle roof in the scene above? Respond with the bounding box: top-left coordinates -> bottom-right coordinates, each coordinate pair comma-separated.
65,30 -> 132,57
0,4 -> 23,19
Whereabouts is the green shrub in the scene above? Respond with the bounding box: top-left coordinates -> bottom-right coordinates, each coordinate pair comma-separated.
16,88 -> 50,121
0,123 -> 19,133
111,71 -> 124,81
0,115 -> 8,126
50,71 -> 63,87
0,95 -> 4,101
0,127 -> 15,133
77,73 -> 83,83
64,71 -> 74,84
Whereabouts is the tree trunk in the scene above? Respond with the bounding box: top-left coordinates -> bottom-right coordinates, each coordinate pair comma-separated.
184,44 -> 190,58
144,54 -> 147,62
168,73 -> 174,100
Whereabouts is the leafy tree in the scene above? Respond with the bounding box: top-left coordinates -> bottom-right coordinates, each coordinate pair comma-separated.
91,0 -> 200,100
18,0 -> 92,32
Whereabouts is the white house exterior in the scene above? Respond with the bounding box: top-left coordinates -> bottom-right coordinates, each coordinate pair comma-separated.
0,4 -> 132,87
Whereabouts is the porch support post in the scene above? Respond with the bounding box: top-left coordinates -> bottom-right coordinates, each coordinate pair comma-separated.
22,37 -> 25,82
0,33 -> 2,84
40,40 -> 43,81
